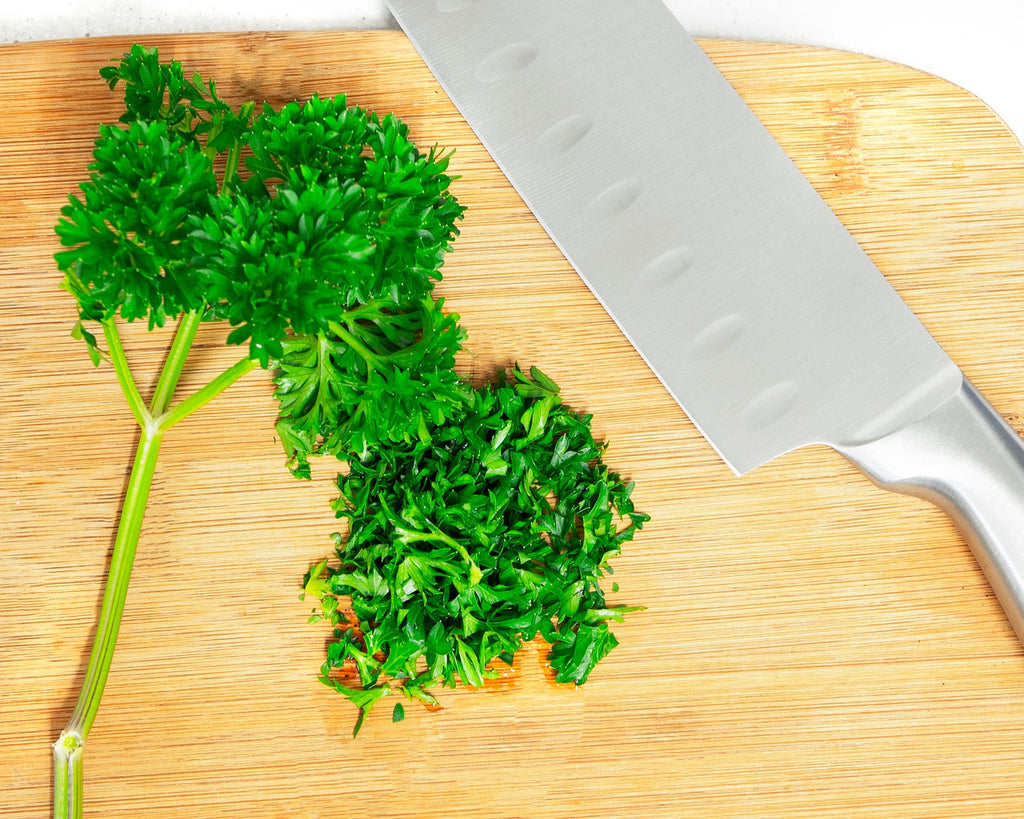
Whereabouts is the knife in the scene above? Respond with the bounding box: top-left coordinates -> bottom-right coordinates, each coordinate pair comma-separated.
385,0 -> 1024,645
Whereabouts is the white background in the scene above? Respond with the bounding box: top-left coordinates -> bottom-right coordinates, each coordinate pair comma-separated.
2,1 -> 1023,143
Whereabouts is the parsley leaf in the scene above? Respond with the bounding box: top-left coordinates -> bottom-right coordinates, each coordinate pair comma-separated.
56,119 -> 217,327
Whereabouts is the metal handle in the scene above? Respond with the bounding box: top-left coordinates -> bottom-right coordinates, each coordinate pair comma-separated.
837,375 -> 1024,644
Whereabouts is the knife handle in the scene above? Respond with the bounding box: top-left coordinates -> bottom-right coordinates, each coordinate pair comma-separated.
837,376 -> 1024,644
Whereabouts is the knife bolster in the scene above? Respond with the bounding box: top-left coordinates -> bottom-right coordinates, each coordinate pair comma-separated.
837,375 -> 1024,646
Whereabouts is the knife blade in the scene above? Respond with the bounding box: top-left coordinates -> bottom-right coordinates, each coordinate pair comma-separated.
385,0 -> 1024,645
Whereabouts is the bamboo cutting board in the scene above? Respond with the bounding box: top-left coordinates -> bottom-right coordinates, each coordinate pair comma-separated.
4,29 -> 1024,819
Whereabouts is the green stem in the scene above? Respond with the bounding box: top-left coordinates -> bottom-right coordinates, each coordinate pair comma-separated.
101,319 -> 147,427
222,143 -> 242,191
149,310 -> 202,416
52,314 -> 258,818
51,733 -> 83,819
159,356 -> 258,431
328,320 -> 381,369
53,420 -> 164,819
329,298 -> 440,366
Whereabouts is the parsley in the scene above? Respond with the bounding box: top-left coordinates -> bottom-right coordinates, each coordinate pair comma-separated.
52,44 -> 463,817
304,365 -> 647,735
53,44 -> 646,815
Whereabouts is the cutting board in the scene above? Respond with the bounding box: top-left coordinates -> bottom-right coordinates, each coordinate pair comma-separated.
4,30 -> 1024,819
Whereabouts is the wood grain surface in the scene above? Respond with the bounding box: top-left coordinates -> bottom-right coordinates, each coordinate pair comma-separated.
3,30 -> 1024,819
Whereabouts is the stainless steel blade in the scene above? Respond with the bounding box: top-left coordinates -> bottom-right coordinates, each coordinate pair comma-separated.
385,0 -> 962,475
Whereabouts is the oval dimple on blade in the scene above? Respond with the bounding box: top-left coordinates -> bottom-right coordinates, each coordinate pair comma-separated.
587,177 -> 643,218
745,381 -> 802,430
641,246 -> 697,286
475,41 -> 540,82
536,114 -> 593,158
688,314 -> 747,360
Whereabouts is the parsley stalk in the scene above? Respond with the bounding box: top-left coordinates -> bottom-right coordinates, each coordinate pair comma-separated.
53,313 -> 257,819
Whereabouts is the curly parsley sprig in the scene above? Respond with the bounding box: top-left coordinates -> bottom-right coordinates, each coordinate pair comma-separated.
51,44 -> 465,818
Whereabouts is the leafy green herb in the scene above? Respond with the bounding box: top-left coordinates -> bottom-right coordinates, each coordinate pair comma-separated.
305,365 -> 647,734
52,44 -> 463,817
54,43 -> 646,816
